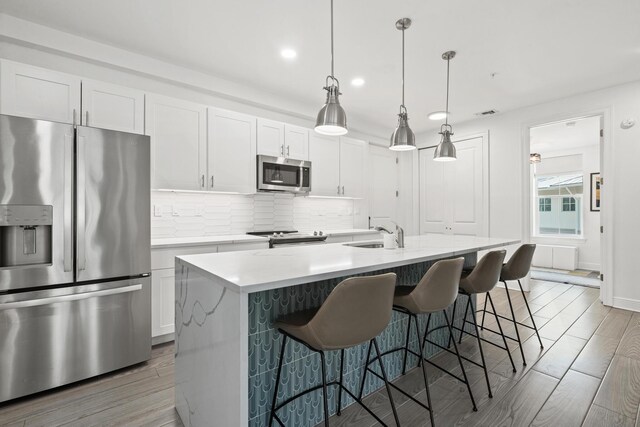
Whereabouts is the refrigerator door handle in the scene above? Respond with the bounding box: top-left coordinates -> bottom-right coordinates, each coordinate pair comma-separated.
63,133 -> 74,272
77,133 -> 86,271
0,284 -> 142,310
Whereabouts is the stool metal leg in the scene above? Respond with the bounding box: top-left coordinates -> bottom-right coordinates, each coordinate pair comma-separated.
337,348 -> 345,416
373,338 -> 401,426
480,297 -> 488,330
518,279 -> 544,349
447,298 -> 458,349
443,309 -> 477,412
418,313 -> 432,368
502,281 -> 527,366
458,295 -> 470,344
486,293 -> 517,372
402,313 -> 413,375
358,340 -> 372,400
413,314 -> 435,427
269,335 -> 287,427
319,351 -> 330,427
467,296 -> 493,398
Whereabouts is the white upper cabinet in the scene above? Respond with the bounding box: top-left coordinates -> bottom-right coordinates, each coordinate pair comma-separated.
309,133 -> 341,196
339,136 -> 367,198
146,94 -> 207,191
0,60 -> 81,124
81,79 -> 145,134
208,108 -> 256,193
284,125 -> 309,160
257,118 -> 285,157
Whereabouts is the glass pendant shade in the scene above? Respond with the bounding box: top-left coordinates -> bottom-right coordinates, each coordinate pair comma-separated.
433,127 -> 457,161
315,84 -> 347,136
390,111 -> 416,151
530,153 -> 542,164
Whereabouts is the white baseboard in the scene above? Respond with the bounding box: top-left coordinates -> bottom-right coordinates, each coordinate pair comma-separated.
612,297 -> 640,313
578,262 -> 601,271
152,333 -> 174,346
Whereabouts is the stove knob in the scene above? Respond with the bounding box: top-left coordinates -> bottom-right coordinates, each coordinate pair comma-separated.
272,233 -> 278,237
319,231 -> 324,236
313,231 -> 318,236
279,232 -> 284,237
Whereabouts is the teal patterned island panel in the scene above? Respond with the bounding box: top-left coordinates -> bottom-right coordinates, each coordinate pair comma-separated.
247,253 -> 477,427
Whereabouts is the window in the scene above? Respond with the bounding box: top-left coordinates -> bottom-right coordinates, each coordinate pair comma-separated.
539,198 -> 551,212
562,197 -> 576,212
534,173 -> 583,236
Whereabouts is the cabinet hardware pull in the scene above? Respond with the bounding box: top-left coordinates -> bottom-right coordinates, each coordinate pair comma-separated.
73,109 -> 77,126
287,145 -> 290,157
211,176 -> 214,188
342,186 -> 345,195
337,185 -> 340,195
201,175 -> 205,188
281,145 -> 284,156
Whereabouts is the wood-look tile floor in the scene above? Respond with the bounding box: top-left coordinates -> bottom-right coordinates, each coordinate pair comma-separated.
0,279 -> 638,427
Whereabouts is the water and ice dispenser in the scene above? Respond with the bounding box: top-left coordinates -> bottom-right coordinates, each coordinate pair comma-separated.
0,205 -> 53,268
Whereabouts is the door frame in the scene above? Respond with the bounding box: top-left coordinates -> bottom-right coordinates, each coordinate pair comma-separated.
522,108 -> 613,306
417,131 -> 490,237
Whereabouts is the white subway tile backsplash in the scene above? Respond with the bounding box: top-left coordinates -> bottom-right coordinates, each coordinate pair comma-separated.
151,191 -> 355,238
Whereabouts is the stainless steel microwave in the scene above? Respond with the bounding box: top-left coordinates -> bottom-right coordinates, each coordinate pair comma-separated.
257,155 -> 311,193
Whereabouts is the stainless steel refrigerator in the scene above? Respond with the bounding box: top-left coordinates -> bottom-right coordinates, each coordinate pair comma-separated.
0,114 -> 151,403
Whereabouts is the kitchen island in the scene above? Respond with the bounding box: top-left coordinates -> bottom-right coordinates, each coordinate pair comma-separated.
174,234 -> 519,427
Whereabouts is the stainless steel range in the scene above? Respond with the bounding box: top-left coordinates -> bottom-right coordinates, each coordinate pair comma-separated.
247,230 -> 327,248
0,114 -> 151,403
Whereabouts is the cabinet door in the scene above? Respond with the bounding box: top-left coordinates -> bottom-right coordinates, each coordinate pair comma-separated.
0,60 -> 80,124
151,268 -> 175,337
257,118 -> 285,157
81,79 -> 145,134
419,147 -> 448,234
309,133 -> 341,196
369,145 -> 398,224
208,108 -> 256,193
146,94 -> 207,190
284,125 -> 309,160
339,137 -> 367,198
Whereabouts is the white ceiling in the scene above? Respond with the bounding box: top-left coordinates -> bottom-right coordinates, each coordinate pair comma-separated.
1,0 -> 639,134
530,115 -> 601,153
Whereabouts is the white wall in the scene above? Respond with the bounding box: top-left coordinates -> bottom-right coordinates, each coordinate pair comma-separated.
531,146 -> 601,271
415,79 -> 640,311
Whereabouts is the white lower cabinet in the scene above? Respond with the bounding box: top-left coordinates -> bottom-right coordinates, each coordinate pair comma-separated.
150,240 -> 268,342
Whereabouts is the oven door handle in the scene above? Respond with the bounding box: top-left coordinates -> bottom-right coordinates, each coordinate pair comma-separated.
0,284 -> 142,310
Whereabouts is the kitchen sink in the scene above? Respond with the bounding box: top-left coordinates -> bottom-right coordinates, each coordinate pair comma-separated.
344,242 -> 385,249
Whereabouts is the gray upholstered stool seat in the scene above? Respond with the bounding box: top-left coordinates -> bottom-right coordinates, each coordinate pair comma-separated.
269,273 -> 400,427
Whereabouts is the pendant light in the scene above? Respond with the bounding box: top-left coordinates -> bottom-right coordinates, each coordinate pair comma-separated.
389,18 -> 416,151
434,51 -> 457,161
315,0 -> 348,136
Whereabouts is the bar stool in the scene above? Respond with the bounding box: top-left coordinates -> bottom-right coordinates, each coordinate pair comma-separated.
450,250 -> 517,398
479,244 -> 542,366
269,273 -> 400,427
362,258 -> 475,427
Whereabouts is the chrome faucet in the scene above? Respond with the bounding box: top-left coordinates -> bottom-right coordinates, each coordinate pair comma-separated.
374,223 -> 405,248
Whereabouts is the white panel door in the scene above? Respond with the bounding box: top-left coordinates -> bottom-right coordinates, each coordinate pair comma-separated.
419,147 -> 448,234
284,125 -> 309,160
151,268 -> 175,337
0,60 -> 81,124
146,94 -> 207,190
339,136 -> 367,198
257,118 -> 285,157
369,145 -> 398,225
419,136 -> 486,236
309,133 -> 341,196
208,108 -> 256,193
450,138 -> 484,235
81,79 -> 145,134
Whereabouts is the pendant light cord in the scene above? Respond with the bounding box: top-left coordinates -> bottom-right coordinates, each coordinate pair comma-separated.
445,56 -> 450,126
330,0 -> 334,79
401,25 -> 405,108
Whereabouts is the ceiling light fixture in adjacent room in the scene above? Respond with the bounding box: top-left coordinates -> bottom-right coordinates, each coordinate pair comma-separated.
434,51 -> 457,161
280,48 -> 297,60
428,111 -> 448,121
389,18 -> 416,151
314,0 -> 348,136
351,77 -> 365,87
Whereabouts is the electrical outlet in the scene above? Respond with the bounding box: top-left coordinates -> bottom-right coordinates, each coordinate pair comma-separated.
153,205 -> 162,217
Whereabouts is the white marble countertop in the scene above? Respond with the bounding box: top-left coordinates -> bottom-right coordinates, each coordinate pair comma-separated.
322,229 -> 380,236
176,234 -> 520,293
151,234 -> 268,249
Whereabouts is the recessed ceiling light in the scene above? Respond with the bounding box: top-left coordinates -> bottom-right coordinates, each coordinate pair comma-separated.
351,77 -> 365,87
280,48 -> 297,60
428,111 -> 448,120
